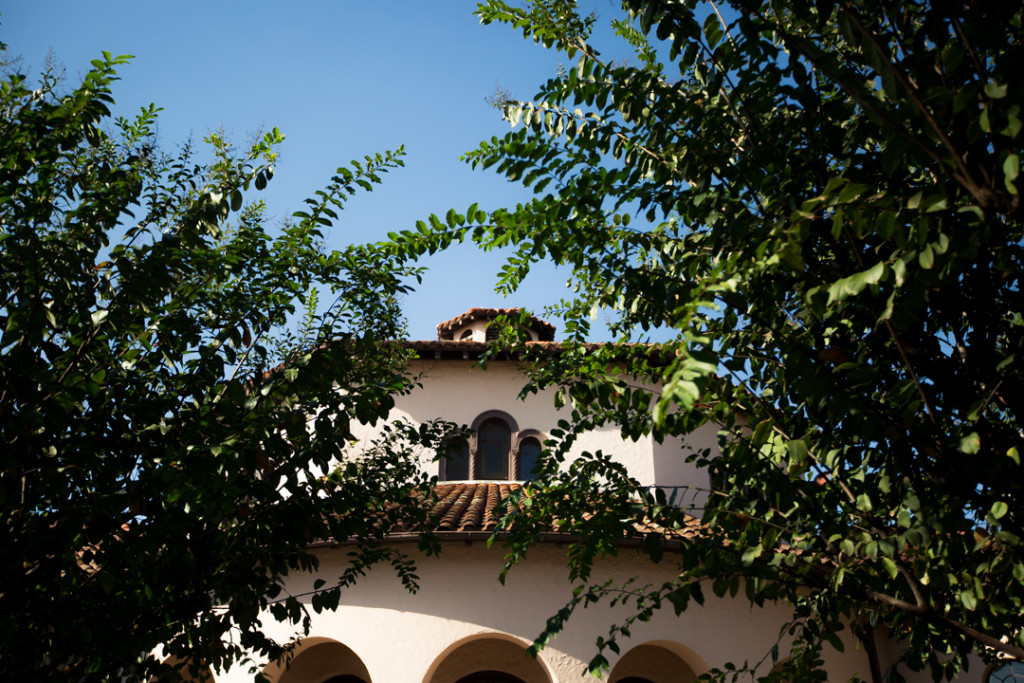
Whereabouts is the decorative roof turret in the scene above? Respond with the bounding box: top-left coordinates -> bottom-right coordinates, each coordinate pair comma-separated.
435,307 -> 556,342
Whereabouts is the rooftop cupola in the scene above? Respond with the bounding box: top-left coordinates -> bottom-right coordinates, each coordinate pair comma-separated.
435,308 -> 556,343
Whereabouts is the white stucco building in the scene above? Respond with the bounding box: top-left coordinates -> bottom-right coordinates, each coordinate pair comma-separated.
200,309 -> 996,683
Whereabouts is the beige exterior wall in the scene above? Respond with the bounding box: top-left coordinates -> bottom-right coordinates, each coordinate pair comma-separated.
351,358 -> 714,497
213,542 -> 958,683
204,351 -> 976,683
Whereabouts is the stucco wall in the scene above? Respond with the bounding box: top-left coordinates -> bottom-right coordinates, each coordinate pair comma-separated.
196,355 -> 985,683
349,358 -> 714,494
209,541 -> 964,683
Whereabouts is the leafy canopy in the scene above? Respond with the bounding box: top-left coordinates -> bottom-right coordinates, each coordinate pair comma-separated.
384,0 -> 1024,680
0,48 -> 447,680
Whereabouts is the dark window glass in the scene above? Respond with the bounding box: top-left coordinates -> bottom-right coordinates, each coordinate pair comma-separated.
518,437 -> 542,480
444,440 -> 470,481
990,662 -> 1024,683
478,419 -> 511,479
456,672 -> 527,683
485,324 -> 501,341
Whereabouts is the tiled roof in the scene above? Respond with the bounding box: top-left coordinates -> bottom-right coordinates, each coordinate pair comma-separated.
422,482 -> 707,542
404,339 -> 608,361
436,308 -> 557,341
430,482 -> 523,531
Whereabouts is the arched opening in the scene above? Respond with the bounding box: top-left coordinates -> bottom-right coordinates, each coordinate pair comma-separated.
441,411 -> 525,481
609,641 -> 706,683
261,637 -> 371,683
424,635 -> 551,683
516,436 -> 542,481
441,436 -> 471,481
987,661 -> 1024,682
455,673 -> 527,683
478,418 -> 512,479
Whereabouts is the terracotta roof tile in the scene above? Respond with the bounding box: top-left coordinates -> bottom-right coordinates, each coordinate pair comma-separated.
404,339 -> 615,362
422,482 -> 706,542
430,482 -> 524,531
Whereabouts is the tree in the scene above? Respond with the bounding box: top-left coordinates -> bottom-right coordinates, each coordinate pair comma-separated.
0,48 -> 448,680
384,1 -> 1024,680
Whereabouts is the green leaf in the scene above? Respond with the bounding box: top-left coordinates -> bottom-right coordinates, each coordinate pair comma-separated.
827,261 -> 886,303
741,544 -> 763,565
880,557 -> 898,579
786,439 -> 808,466
645,534 -> 664,563
837,182 -> 870,203
1004,153 -> 1020,195
984,82 -> 1008,99
960,432 -> 981,454
751,419 -> 773,448
979,105 -> 991,133
824,630 -> 845,653
919,243 -> 934,269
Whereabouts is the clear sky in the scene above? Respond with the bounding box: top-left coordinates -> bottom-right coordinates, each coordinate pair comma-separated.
4,1 -> 634,341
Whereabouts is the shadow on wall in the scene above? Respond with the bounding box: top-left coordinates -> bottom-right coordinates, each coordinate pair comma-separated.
651,426 -> 716,513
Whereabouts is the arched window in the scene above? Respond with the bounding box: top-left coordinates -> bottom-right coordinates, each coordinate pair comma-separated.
441,437 -> 471,481
456,673 -> 527,683
517,436 -> 542,481
439,413 -> 545,481
478,418 -> 512,479
987,662 -> 1024,683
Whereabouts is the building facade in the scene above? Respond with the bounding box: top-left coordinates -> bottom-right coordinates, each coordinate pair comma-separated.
201,309 -> 987,683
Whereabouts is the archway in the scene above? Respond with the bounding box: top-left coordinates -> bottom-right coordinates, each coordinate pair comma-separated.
424,634 -> 551,683
608,640 -> 708,683
455,673 -> 527,683
261,637 -> 372,683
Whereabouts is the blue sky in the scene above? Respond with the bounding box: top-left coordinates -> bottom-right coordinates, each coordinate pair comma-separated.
4,1 -> 634,340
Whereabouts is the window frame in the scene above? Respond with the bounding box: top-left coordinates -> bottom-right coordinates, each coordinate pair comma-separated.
986,662 -> 1024,683
513,429 -> 545,481
438,411 -> 545,481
